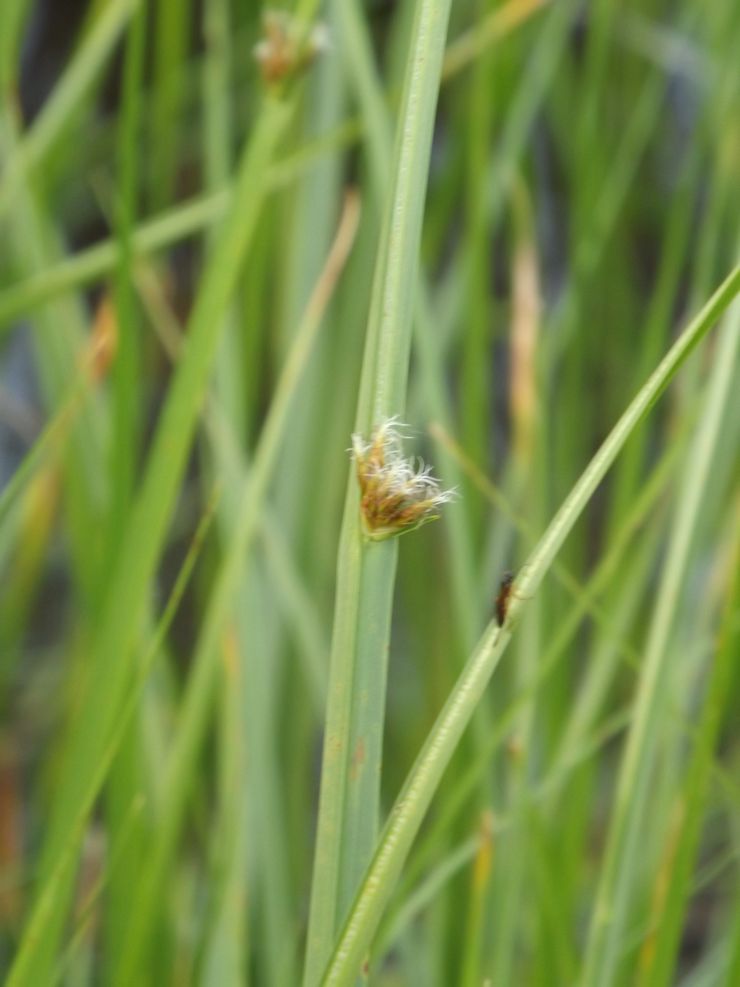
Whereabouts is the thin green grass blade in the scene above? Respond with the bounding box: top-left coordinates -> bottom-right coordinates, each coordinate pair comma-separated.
0,0 -> 33,91
102,12 -> 148,957
303,0 -> 453,981
0,0 -> 140,218
111,193 -> 360,984
197,2 -> 248,978
579,290 -> 740,987
0,101 -> 109,609
6,485 -> 220,987
636,518 -> 740,987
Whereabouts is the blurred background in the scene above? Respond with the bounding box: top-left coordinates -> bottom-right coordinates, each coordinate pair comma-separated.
0,0 -> 739,984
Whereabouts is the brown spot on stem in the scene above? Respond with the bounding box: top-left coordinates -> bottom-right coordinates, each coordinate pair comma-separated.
350,737 -> 366,780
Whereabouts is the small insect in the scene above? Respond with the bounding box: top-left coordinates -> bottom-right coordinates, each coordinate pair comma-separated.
495,570 -> 515,627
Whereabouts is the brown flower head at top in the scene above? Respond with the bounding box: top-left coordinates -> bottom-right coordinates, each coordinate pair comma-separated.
351,418 -> 456,541
253,9 -> 330,85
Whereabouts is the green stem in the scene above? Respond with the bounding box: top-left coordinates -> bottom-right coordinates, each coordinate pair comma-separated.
0,0 -> 140,218
580,287 -> 740,987
303,0 -> 454,982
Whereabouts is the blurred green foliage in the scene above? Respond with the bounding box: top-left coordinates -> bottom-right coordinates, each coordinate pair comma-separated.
0,1 -> 738,985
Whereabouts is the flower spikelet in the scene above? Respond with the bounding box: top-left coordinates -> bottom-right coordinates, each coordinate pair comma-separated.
351,419 -> 456,541
253,10 -> 330,85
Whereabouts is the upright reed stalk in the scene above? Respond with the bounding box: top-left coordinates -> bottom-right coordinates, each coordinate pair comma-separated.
303,1 -> 454,982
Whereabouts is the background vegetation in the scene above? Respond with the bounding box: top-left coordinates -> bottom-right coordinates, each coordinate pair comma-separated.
0,0 -> 738,984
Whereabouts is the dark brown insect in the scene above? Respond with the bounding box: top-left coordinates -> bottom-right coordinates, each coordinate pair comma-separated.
495,570 -> 515,627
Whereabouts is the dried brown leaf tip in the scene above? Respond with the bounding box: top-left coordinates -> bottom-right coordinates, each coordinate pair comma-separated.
352,419 -> 456,541
253,9 -> 329,85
